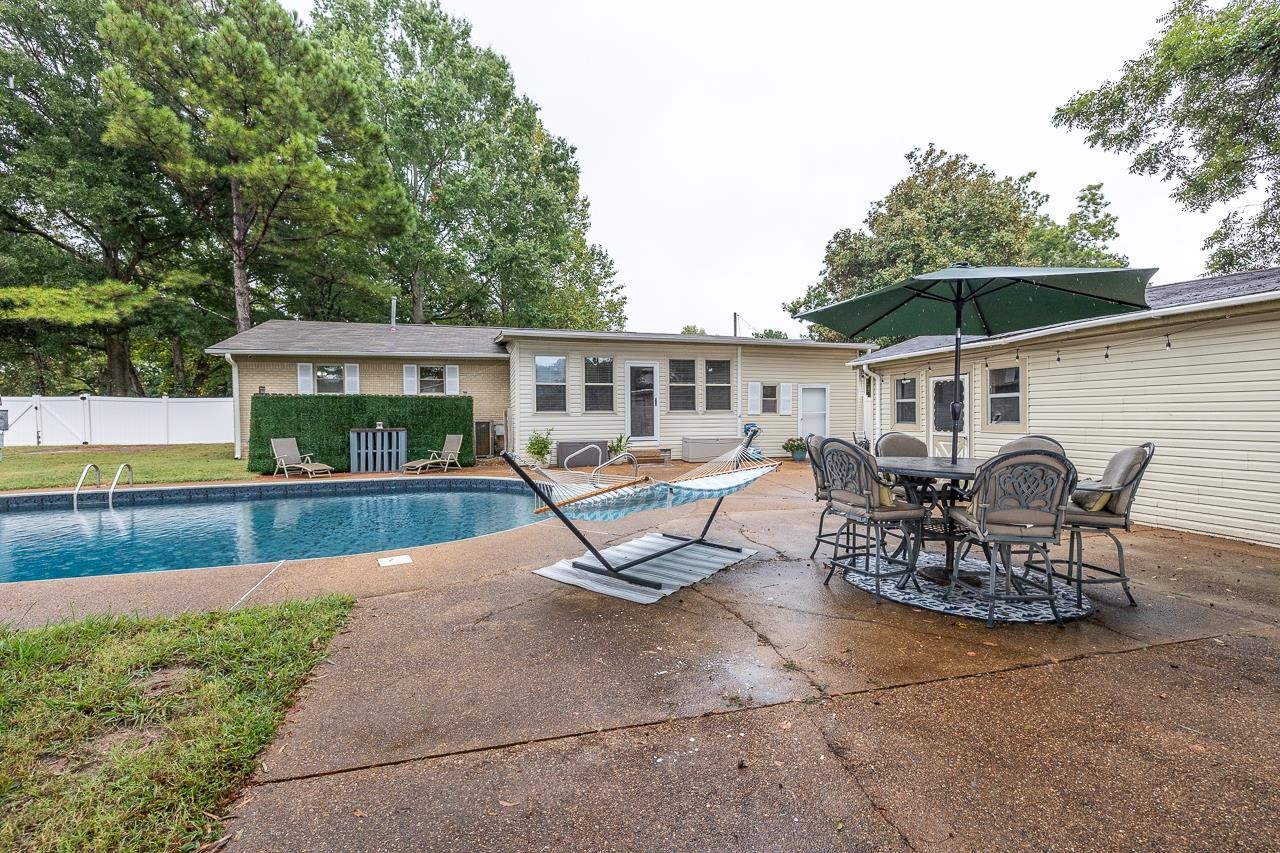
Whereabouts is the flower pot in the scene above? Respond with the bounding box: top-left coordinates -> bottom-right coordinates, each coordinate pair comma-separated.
790,449 -> 807,462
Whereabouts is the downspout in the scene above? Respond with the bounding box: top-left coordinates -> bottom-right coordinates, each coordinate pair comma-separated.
861,363 -> 881,442
224,353 -> 242,460
735,344 -> 743,434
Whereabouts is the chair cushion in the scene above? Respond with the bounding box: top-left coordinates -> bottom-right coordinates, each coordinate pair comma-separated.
831,494 -> 925,521
1099,446 -> 1148,515
948,505 -> 1058,540
1063,506 -> 1127,528
1071,487 -> 1111,512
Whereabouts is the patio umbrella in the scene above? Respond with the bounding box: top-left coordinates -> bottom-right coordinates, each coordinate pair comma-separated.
795,264 -> 1157,464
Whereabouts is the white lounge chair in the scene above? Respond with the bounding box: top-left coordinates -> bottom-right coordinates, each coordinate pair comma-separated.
271,438 -> 335,478
403,434 -> 463,474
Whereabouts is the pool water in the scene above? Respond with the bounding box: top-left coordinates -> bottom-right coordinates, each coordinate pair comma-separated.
0,489 -> 540,583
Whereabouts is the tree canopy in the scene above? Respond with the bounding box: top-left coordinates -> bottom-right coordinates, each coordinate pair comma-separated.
1054,0 -> 1280,273
785,145 -> 1126,339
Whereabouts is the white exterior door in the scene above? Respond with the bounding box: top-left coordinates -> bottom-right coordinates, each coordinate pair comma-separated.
798,385 -> 829,438
929,375 -> 968,457
626,362 -> 659,443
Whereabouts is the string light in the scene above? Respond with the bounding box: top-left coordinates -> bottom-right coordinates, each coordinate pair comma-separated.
1055,350 -> 1061,363
1165,335 -> 1172,350
1104,346 -> 1110,360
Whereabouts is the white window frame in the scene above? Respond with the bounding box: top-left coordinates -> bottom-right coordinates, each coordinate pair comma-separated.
705,359 -> 732,411
797,384 -> 830,437
583,356 -> 614,413
986,364 -> 1023,430
419,365 -> 446,395
315,364 -> 345,395
761,383 -> 779,414
893,376 -> 917,425
668,358 -> 697,412
534,354 -> 568,413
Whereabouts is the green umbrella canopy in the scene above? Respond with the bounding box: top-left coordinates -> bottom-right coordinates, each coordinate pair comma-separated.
795,265 -> 1158,339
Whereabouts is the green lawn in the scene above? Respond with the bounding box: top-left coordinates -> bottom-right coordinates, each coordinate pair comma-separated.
0,596 -> 353,852
0,444 -> 251,491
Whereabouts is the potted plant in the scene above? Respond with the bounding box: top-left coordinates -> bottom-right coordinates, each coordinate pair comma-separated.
526,428 -> 553,466
607,434 -> 630,458
782,437 -> 808,462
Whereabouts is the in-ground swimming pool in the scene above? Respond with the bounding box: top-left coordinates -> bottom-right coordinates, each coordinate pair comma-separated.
0,481 -> 540,584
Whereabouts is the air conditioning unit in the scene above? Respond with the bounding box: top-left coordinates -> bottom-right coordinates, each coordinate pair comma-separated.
473,420 -> 506,457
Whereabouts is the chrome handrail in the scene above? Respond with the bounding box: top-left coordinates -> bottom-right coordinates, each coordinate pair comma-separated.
73,463 -> 101,510
562,444 -> 604,470
593,452 -> 638,480
108,463 -> 133,508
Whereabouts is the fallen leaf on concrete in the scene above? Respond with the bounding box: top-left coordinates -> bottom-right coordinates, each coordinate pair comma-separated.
966,651 -> 978,657
1188,744 -> 1208,753
499,800 -> 519,807
836,820 -> 845,833
353,809 -> 366,818
779,720 -> 792,730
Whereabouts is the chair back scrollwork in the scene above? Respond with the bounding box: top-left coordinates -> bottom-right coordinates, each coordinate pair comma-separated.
820,437 -> 888,514
970,450 -> 1077,541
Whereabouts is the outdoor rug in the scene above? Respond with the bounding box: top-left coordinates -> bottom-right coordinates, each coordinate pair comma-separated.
841,552 -> 1094,623
534,533 -> 757,604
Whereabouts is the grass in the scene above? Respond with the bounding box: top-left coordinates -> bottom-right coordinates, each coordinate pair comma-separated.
0,444 -> 250,491
0,596 -> 353,852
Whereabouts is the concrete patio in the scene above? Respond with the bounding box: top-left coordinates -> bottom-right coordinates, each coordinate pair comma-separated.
2,462 -> 1278,850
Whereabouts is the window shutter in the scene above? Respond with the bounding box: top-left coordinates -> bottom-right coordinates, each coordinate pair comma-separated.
344,363 -> 360,394
445,364 -> 460,395
779,383 -> 793,415
403,364 -> 418,395
297,363 -> 313,394
747,382 -> 762,415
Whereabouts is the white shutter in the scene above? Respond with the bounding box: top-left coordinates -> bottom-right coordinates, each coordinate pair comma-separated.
747,382 -> 762,415
444,364 -> 460,395
402,364 -> 418,395
344,363 -> 360,394
297,363 -> 313,394
779,383 -> 793,415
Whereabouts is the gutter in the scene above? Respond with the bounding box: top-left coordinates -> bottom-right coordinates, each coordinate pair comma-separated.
851,289 -> 1280,367
204,350 -> 509,359
223,353 -> 241,460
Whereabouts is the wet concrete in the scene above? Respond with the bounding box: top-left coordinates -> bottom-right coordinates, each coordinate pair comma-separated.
4,462 -> 1279,849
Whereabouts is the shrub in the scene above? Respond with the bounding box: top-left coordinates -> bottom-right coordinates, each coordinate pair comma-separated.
248,394 -> 474,473
607,434 -> 630,457
525,428 -> 553,465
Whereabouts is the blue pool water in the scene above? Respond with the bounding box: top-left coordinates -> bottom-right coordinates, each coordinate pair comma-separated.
0,488 -> 539,583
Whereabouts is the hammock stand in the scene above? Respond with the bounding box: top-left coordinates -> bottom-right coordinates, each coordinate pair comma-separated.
500,429 -> 774,591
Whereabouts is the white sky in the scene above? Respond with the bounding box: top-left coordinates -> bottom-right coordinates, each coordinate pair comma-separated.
284,0 -> 1223,336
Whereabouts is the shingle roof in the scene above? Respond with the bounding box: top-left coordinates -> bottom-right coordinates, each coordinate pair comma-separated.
852,266 -> 1280,365
206,320 -> 508,357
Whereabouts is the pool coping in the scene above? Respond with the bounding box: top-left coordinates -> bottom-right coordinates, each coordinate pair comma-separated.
0,474 -> 528,513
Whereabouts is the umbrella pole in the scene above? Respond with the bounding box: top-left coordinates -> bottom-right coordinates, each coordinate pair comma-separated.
951,299 -> 963,465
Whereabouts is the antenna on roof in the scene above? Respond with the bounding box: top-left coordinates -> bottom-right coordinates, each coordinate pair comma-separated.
390,296 -> 397,328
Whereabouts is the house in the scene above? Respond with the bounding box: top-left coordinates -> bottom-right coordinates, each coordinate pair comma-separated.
206,322 -> 875,462
853,267 -> 1280,548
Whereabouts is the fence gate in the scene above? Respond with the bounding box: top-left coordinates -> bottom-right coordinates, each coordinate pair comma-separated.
349,428 -> 408,473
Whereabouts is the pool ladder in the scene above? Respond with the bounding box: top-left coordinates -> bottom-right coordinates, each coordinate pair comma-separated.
72,462 -> 134,510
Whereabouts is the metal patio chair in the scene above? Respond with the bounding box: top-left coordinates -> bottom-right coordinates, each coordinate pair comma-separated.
998,434 -> 1066,454
1054,443 -> 1156,608
806,433 -> 846,560
875,431 -> 928,457
820,438 -> 927,602
404,434 -> 464,473
947,449 -> 1077,627
271,438 -> 335,479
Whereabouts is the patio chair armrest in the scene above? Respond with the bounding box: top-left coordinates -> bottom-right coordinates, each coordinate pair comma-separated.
1076,479 -> 1123,493
300,453 -> 314,463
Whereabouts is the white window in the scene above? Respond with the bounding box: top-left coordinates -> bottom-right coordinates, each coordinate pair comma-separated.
669,359 -> 696,411
987,366 -> 1021,424
705,360 -> 731,410
761,383 -> 779,414
894,378 -> 917,424
419,365 -> 446,395
535,355 -> 567,412
584,356 -> 614,412
315,364 -> 345,395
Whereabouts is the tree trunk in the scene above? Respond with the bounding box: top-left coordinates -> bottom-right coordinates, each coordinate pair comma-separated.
170,337 -> 187,396
410,270 -> 425,324
229,177 -> 253,332
103,331 -> 135,397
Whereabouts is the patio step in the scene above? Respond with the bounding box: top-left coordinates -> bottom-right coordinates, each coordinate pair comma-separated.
630,448 -> 667,465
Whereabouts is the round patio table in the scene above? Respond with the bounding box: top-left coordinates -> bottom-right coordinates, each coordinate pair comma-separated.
876,455 -> 983,583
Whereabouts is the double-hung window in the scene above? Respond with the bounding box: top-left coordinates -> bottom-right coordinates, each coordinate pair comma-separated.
584,357 -> 614,412
987,366 -> 1021,424
419,365 -> 446,395
894,378 -> 917,424
535,355 -> 567,412
315,364 -> 345,395
761,383 -> 779,414
669,359 -> 696,411
705,360 -> 731,410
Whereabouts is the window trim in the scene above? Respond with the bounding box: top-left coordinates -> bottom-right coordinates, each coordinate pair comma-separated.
893,375 -> 917,426
315,363 -> 345,395
534,354 -> 568,413
985,362 -> 1025,433
704,359 -> 732,411
583,355 -> 615,413
761,382 -> 779,415
668,358 -> 697,412
418,364 -> 446,395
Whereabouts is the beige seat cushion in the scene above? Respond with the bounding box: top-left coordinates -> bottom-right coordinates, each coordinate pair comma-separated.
1063,506 -> 1127,528
831,494 -> 926,522
1098,446 -> 1149,514
948,505 -> 1058,540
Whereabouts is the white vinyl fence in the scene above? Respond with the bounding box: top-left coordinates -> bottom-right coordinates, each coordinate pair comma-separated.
0,395 -> 233,446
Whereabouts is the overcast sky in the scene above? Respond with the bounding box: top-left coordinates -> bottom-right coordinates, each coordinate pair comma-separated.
285,0 -> 1221,336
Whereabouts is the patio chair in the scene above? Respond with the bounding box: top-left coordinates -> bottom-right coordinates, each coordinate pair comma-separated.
999,435 -> 1065,454
946,449 -> 1077,627
875,431 -> 928,457
271,438 -> 335,479
820,438 -> 927,602
1054,442 -> 1156,608
806,433 -> 849,560
403,434 -> 464,474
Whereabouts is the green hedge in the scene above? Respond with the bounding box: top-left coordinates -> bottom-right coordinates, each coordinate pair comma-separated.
248,394 -> 475,473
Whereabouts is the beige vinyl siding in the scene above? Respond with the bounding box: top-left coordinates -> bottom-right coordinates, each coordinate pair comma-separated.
509,340 -> 864,458
233,356 -> 509,455
869,306 -> 1280,548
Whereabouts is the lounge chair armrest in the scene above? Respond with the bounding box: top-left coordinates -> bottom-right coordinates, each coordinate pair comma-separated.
300,453 -> 314,463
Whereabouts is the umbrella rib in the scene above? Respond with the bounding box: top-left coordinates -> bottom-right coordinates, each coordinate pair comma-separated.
1017,278 -> 1147,309
835,288 -> 924,338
